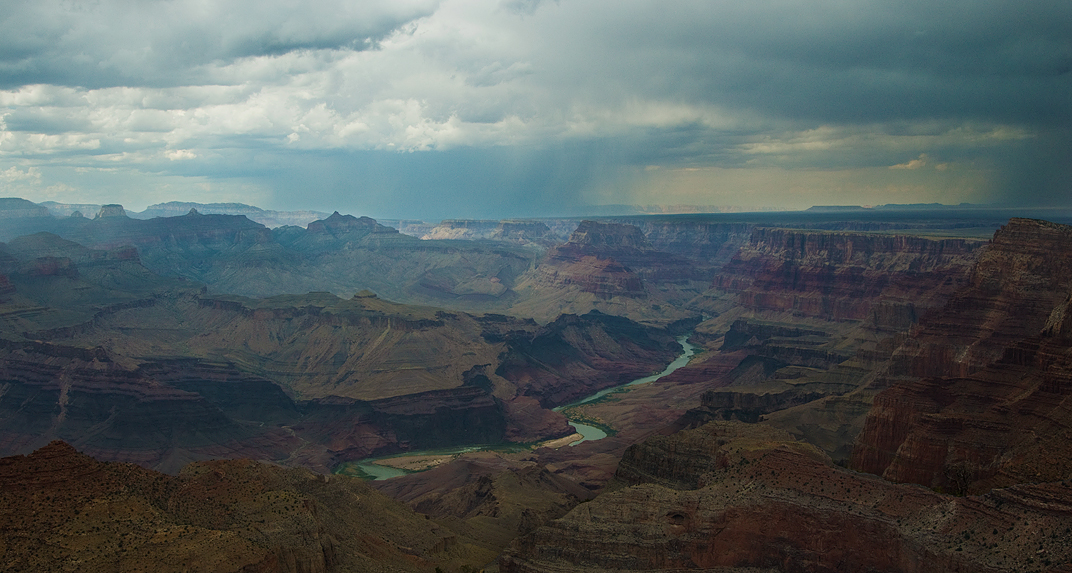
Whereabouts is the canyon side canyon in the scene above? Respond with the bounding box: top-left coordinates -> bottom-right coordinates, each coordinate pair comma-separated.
1,199 -> 1071,572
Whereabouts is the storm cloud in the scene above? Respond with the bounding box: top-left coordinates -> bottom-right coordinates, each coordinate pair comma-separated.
0,0 -> 1068,216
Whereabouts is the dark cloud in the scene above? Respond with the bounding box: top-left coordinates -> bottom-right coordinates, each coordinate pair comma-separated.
0,0 -> 437,89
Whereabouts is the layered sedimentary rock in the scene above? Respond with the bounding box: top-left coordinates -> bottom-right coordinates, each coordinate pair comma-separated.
711,227 -> 983,323
501,421 -> 1072,573
0,441 -> 486,573
623,218 -> 753,267
852,219 -> 1072,494
0,340 -> 302,473
511,221 -> 703,323
678,228 -> 987,463
0,207 -> 539,311
1,234 -> 691,469
880,218 -> 1072,380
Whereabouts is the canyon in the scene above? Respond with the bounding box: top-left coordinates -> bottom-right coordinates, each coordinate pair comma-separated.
3,199 -> 1072,572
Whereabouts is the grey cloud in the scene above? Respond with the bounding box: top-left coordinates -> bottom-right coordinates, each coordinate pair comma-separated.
3,0 -> 1069,214
612,1 -> 1071,127
0,0 -> 438,89
2,108 -> 95,134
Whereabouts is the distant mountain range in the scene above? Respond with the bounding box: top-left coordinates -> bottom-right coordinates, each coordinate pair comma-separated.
39,200 -> 333,229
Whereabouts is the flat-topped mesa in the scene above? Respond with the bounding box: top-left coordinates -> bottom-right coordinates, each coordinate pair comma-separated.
563,220 -> 652,251
420,219 -> 559,246
711,227 -> 984,323
95,204 -> 127,218
306,211 -> 396,236
421,219 -> 501,240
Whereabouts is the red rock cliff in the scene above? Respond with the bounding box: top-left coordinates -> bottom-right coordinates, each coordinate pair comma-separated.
852,218 -> 1072,493
712,227 -> 982,323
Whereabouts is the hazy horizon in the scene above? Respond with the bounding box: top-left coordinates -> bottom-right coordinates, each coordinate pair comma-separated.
1,0 -> 1069,219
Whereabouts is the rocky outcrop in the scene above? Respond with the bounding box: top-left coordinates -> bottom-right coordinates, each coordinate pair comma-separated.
0,441 -> 477,573
95,204 -> 127,218
501,421 -> 1072,573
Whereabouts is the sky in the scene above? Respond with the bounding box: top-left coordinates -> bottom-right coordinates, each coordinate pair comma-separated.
0,0 -> 1069,219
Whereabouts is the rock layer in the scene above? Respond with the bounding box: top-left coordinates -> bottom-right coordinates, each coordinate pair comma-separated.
712,227 -> 982,323
501,421 -> 1072,573
852,219 -> 1072,493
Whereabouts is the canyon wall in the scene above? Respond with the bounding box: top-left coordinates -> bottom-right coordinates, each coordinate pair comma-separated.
711,227 -> 983,323
851,219 -> 1072,494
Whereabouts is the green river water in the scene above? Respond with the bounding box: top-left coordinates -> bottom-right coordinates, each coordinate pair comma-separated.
338,334 -> 695,480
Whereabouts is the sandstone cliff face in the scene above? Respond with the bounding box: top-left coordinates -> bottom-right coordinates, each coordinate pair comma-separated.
852,308 -> 1072,494
884,218 -> 1072,380
0,441 -> 481,573
626,218 -> 753,267
851,219 -> 1072,492
712,227 -> 983,323
501,421 -> 1072,573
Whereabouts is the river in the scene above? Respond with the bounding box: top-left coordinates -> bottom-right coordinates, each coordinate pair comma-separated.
339,333 -> 695,479
552,333 -> 695,445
